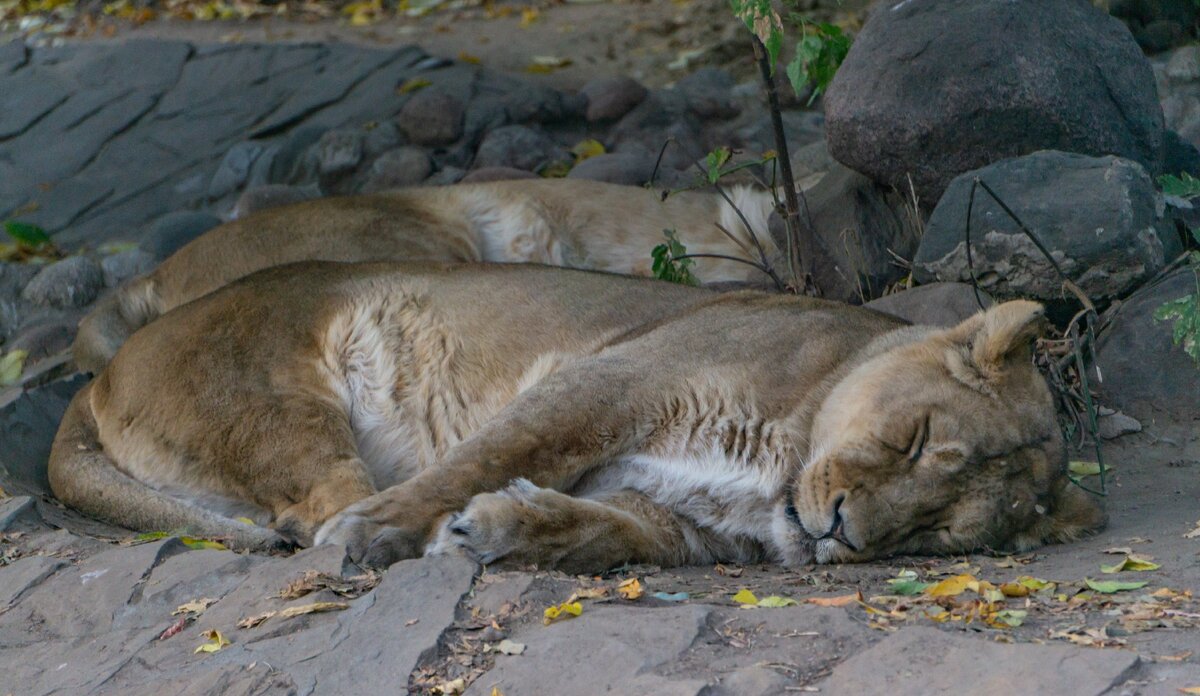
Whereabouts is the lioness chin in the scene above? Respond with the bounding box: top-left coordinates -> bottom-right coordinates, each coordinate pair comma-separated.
50,262 -> 1104,573
73,179 -> 780,374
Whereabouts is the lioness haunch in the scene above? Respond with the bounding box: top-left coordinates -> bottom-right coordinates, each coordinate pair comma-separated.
50,263 -> 1104,572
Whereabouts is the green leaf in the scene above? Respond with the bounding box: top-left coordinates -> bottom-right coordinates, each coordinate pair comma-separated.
730,0 -> 783,70
0,349 -> 28,387
786,23 -> 851,102
4,220 -> 51,247
1100,555 -> 1160,573
705,147 -> 732,184
1084,578 -> 1149,594
650,229 -> 699,286
990,609 -> 1027,627
1068,461 -> 1102,477
1158,172 -> 1200,198
755,595 -> 798,607
886,570 -> 932,596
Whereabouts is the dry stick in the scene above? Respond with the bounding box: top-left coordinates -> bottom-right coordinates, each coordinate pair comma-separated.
751,35 -> 817,294
686,159 -> 784,291
962,175 -> 1106,495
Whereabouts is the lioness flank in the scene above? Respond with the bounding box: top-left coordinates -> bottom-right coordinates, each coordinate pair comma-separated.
50,262 -> 1104,572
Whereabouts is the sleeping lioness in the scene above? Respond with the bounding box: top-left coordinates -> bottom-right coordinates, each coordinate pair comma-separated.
50,261 -> 1104,571
73,179 -> 779,374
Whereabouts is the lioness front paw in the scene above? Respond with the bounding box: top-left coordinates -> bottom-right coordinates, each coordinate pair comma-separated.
426,479 -> 546,565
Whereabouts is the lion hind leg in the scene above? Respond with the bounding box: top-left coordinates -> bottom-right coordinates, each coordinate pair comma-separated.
427,480 -> 728,574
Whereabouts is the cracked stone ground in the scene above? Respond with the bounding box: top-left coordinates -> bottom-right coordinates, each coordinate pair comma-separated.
1,36 -> 1199,696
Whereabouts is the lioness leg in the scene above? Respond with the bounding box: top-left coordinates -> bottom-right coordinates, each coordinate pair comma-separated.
428,480 -> 760,574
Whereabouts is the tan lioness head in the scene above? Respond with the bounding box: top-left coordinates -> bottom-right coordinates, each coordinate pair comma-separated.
778,300 -> 1104,564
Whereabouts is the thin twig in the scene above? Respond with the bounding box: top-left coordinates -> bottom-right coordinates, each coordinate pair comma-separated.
674,253 -> 784,289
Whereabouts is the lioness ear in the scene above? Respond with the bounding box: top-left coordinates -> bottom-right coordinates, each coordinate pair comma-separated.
947,300 -> 1046,380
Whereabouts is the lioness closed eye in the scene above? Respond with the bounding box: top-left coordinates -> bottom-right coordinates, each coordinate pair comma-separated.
49,262 -> 1104,572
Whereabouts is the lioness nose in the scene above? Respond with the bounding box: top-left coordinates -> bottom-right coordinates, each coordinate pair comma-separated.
825,493 -> 858,551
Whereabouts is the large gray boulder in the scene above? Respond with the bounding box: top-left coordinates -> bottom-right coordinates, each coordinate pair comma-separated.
825,0 -> 1166,203
912,151 -> 1178,306
1096,268 -> 1200,422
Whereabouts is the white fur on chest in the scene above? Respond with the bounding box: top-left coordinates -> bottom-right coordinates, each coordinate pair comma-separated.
589,447 -> 787,543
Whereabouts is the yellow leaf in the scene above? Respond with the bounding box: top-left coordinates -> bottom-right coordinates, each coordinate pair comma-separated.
617,578 -> 643,600
1184,520 -> 1200,539
999,583 -> 1029,598
397,78 -> 432,95
491,689 -> 504,696
542,600 -> 583,625
537,160 -> 572,178
571,138 -> 606,162
1017,576 -> 1055,591
731,589 -> 759,605
234,517 -> 255,526
435,678 -> 466,695
568,586 -> 608,602
173,598 -> 217,616
458,51 -> 482,64
925,574 -> 976,597
519,6 -> 538,26
0,349 -> 28,387
179,536 -> 227,551
194,628 -> 230,653
1068,460 -> 1102,477
1178,688 -> 1200,695
1101,555 -> 1161,573
278,601 -> 349,619
756,595 -> 798,607
526,55 -> 572,74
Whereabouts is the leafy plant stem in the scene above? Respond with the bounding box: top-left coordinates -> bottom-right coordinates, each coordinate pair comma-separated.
752,35 -> 816,294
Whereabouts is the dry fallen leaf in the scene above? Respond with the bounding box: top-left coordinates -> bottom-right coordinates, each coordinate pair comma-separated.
435,677 -> 466,695
236,611 -> 277,629
567,586 -> 608,602
158,615 -> 192,640
1185,521 -> 1200,539
715,564 -> 744,578
0,349 -> 28,387
925,574 -> 976,597
1101,554 -> 1161,573
806,593 -> 861,607
194,628 -> 231,653
173,598 -> 218,616
1178,687 -> 1200,695
543,601 -> 583,625
278,601 -> 349,619
1156,651 -> 1193,662
1103,546 -> 1135,555
617,578 -> 643,600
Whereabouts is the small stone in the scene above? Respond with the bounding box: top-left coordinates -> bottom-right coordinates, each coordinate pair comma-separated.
460,167 -> 538,184
100,248 -> 155,287
424,166 -> 466,186
1166,45 -> 1200,83
0,262 -> 39,304
208,142 -> 264,199
9,319 -> 75,361
232,184 -> 319,219
270,124 -> 328,184
567,152 -> 655,186
363,120 -> 404,157
140,210 -> 222,260
315,129 -> 365,177
1097,411 -> 1143,440
362,146 -> 433,192
675,67 -> 739,119
473,125 -> 570,173
21,257 -> 104,309
398,89 -> 465,147
580,76 -> 649,123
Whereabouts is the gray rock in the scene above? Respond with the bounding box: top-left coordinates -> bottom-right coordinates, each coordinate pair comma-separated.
398,89 -> 465,147
581,76 -> 648,123
8,319 -> 74,361
208,142 -> 264,200
425,166 -> 466,186
1166,44 -> 1200,83
1097,410 -> 1143,440
315,129 -> 365,177
1163,129 -> 1200,177
0,261 -> 38,304
501,84 -> 580,124
0,374 -> 87,496
707,667 -> 791,696
0,554 -> 64,611
473,125 -> 570,173
101,248 -> 156,287
610,91 -> 705,172
361,146 -> 433,191
825,0 -> 1166,202
21,256 -> 104,309
0,495 -> 38,531
1096,268 -> 1200,422
232,184 -> 319,219
865,283 -> 992,327
270,124 -> 328,184
771,161 -> 919,304
913,151 -> 1177,306
460,167 -> 538,184
363,119 -> 403,157
140,211 -> 222,260
466,605 -> 711,695
567,152 -> 655,186
818,626 -> 1140,695
675,67 -> 739,120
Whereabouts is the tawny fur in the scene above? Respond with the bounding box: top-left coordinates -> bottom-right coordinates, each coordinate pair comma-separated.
73,180 -> 780,374
50,263 -> 1104,572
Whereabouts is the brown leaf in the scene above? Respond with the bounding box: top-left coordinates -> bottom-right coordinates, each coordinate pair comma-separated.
806,592 -> 862,607
278,601 -> 349,619
173,598 -> 218,616
236,611 -> 277,629
158,615 -> 193,640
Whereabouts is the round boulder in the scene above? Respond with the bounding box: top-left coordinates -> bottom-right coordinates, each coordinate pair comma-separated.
912,151 -> 1178,307
580,76 -> 648,123
361,146 -> 434,192
473,125 -> 570,173
1096,268 -> 1200,422
398,89 -> 465,147
824,0 -> 1165,203
21,256 -> 104,309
